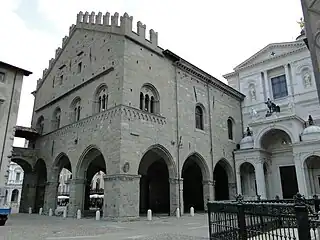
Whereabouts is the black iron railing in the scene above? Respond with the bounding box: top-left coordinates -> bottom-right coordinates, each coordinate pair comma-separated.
208,194 -> 320,240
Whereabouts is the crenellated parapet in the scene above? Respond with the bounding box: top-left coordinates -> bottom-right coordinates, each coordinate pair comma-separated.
37,11 -> 161,91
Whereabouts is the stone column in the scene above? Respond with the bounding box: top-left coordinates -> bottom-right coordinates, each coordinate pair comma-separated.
236,170 -> 242,195
103,174 -> 140,221
284,64 -> 293,96
169,178 -> 183,215
294,156 -> 308,196
203,180 -> 214,211
43,181 -> 59,214
228,182 -> 237,200
263,71 -> 270,100
68,178 -> 85,217
19,171 -> 37,213
255,161 -> 267,199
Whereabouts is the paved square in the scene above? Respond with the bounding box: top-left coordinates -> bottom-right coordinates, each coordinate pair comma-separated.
0,214 -> 209,240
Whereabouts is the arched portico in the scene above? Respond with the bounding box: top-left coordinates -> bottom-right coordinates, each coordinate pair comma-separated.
304,155 -> 320,197
71,146 -> 106,217
33,159 -> 47,213
181,153 -> 210,212
214,159 -> 235,201
138,145 -> 176,216
239,162 -> 256,199
43,153 -> 72,213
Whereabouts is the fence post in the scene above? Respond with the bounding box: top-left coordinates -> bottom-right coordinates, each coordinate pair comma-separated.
313,195 -> 320,213
294,193 -> 311,240
236,194 -> 247,240
207,202 -> 212,240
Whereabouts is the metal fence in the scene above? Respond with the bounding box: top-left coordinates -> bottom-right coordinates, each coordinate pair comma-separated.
207,194 -> 320,240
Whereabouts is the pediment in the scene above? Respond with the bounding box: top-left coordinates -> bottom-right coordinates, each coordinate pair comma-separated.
234,41 -> 306,70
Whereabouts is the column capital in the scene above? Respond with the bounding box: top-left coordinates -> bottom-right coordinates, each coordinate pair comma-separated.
169,178 -> 183,184
202,180 -> 214,186
46,181 -> 59,186
70,178 -> 86,184
104,174 -> 141,181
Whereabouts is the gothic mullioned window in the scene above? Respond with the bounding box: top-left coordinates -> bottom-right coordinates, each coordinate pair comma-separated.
139,84 -> 160,114
195,105 -> 204,130
94,84 -> 108,114
70,97 -> 81,122
52,107 -> 61,130
36,115 -> 45,134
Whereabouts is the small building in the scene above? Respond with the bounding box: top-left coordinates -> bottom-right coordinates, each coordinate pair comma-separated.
0,61 -> 31,208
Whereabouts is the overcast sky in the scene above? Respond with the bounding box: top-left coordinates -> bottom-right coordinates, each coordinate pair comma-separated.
1,0 -> 303,146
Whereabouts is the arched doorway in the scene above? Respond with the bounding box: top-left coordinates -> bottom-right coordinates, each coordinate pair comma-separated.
11,189 -> 19,202
182,154 -> 207,212
240,162 -> 256,199
34,159 -> 47,213
260,129 -> 297,199
304,155 -> 320,197
138,146 -> 174,216
77,147 -> 106,217
214,160 -> 231,201
11,158 -> 32,213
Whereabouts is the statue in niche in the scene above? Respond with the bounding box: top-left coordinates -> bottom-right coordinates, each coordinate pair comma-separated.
249,107 -> 258,119
245,127 -> 252,137
248,84 -> 256,101
303,72 -> 312,88
308,115 -> 314,126
265,98 -> 280,117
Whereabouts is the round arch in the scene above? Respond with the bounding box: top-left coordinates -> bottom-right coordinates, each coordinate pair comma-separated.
11,158 -> 32,173
214,159 -> 234,201
139,144 -> 177,178
183,152 -> 210,181
141,83 -> 160,101
255,125 -> 295,149
92,83 -> 108,114
49,152 -> 72,181
239,162 -> 257,199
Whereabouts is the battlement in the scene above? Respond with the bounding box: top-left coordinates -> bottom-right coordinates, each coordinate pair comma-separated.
37,11 -> 161,89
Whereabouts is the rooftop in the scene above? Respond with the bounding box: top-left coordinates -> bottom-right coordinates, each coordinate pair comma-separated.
0,61 -> 32,76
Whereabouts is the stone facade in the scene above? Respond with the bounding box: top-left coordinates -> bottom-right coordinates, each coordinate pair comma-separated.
224,37 -> 320,200
4,162 -> 23,213
0,62 -> 31,208
13,11 -> 244,219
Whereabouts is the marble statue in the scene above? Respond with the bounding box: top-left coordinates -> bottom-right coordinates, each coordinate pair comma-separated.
249,84 -> 256,101
303,72 -> 312,88
249,108 -> 258,118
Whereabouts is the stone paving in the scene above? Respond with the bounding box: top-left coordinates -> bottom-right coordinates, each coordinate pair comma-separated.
0,213 -> 210,240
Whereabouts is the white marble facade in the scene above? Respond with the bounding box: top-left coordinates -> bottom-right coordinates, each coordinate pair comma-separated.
224,36 -> 320,200
5,162 -> 23,213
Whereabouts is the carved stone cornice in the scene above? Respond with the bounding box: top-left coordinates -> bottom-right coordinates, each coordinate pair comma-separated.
39,105 -> 167,139
104,174 -> 141,181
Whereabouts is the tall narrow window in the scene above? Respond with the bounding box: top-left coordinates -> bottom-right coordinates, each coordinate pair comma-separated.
0,72 -> 5,83
77,62 -> 82,74
140,92 -> 144,110
53,107 -> 61,130
52,77 -> 55,88
60,75 -> 63,85
15,172 -> 21,181
150,96 -> 155,113
77,106 -> 80,121
227,118 -> 233,140
95,85 -> 108,114
71,98 -> 81,122
195,106 -> 204,130
145,94 -> 149,112
271,74 -> 288,99
36,116 -> 44,134
102,95 -> 106,110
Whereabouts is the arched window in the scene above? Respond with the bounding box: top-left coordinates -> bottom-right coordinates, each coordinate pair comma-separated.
140,92 -> 144,110
195,106 -> 204,130
96,178 -> 100,190
11,189 -> 19,202
227,118 -> 233,140
94,85 -> 108,114
139,84 -> 160,114
145,94 -> 150,111
70,97 -> 81,123
52,107 -> 61,130
36,116 -> 44,134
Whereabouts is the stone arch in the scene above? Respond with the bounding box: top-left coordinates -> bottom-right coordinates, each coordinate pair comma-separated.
50,152 -> 72,181
183,152 -> 210,181
181,152 -> 210,211
239,162 -> 257,199
303,154 -> 320,196
138,144 -> 175,215
140,83 -> 160,114
255,125 -> 295,149
214,158 -> 234,200
11,158 -> 32,173
93,83 -> 108,114
76,145 -> 106,214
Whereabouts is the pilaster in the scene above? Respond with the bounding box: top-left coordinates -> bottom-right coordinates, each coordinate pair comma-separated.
255,160 -> 267,199
19,171 -> 37,213
169,178 -> 183,215
103,174 -> 140,221
203,180 -> 214,211
68,178 -> 85,217
294,155 -> 308,196
228,182 -> 237,200
284,64 -> 293,96
236,170 -> 242,196
43,181 -> 59,214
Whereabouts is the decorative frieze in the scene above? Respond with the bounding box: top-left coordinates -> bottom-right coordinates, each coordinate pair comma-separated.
169,178 -> 183,184
104,174 -> 141,181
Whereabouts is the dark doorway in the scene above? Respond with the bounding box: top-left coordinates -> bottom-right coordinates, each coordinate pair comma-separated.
214,163 -> 229,200
139,159 -> 170,215
34,159 -> 47,213
279,166 -> 299,199
182,159 -> 204,211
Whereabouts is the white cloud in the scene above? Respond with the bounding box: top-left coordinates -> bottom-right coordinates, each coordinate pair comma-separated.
1,0 -> 303,146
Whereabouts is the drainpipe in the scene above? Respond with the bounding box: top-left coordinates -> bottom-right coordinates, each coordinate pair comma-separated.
174,63 -> 182,215
206,81 -> 215,202
0,70 -> 18,180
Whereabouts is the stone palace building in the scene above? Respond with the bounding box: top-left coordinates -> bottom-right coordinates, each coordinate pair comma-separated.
7,11 -> 320,220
